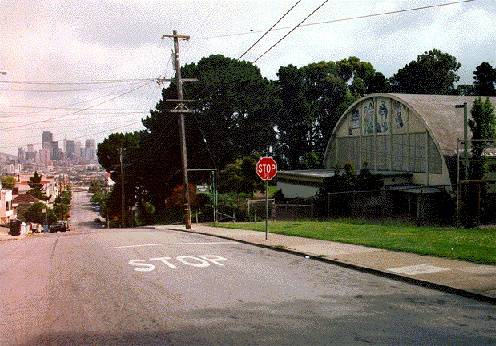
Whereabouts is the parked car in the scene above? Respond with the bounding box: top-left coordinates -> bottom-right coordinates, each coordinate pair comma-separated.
49,221 -> 70,233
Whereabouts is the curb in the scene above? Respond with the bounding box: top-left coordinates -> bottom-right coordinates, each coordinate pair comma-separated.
156,226 -> 496,305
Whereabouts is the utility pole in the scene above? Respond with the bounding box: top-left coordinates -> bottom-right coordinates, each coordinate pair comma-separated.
119,148 -> 125,228
456,102 -> 469,179
162,30 -> 193,229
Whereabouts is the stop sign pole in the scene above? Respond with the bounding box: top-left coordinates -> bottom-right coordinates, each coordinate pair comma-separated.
256,156 -> 277,240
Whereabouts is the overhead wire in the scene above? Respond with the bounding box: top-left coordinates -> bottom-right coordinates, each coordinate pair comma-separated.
238,0 -> 302,59
253,0 -> 330,63
0,81 -> 152,131
198,0 -> 476,41
0,81 -> 149,118
0,77 -> 157,85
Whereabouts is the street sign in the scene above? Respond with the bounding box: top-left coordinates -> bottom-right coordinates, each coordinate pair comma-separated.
256,156 -> 277,181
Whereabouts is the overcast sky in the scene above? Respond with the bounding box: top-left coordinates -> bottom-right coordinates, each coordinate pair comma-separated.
0,0 -> 495,155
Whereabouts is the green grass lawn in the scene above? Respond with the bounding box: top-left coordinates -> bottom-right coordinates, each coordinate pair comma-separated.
213,219 -> 496,264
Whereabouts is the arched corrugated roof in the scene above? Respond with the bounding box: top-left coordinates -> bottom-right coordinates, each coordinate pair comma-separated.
387,93 -> 496,155
325,93 -> 496,158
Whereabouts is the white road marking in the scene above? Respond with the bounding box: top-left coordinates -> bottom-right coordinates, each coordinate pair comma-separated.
386,264 -> 450,275
128,255 -> 228,272
150,257 -> 177,269
128,260 -> 156,272
176,256 -> 211,267
115,243 -> 161,249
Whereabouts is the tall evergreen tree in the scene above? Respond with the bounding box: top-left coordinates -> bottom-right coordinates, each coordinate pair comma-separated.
468,97 -> 496,179
473,62 -> 496,96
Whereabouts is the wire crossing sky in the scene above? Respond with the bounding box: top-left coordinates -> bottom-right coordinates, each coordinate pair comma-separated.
0,0 -> 494,154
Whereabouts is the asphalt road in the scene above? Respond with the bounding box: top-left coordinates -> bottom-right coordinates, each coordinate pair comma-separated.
0,191 -> 495,345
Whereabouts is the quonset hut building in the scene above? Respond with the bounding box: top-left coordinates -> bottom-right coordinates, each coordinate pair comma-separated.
277,93 -> 496,219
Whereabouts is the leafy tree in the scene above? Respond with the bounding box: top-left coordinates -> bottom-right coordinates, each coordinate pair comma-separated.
88,179 -> 105,194
27,171 -> 47,200
20,202 -> 56,225
277,64 -> 313,168
113,54 -> 278,219
219,155 -> 263,195
276,57 -> 379,168
473,62 -> 496,96
454,84 -> 475,96
97,132 -> 141,226
390,49 -> 461,94
0,175 -> 15,189
367,72 -> 391,94
301,151 -> 323,169
469,97 -> 496,179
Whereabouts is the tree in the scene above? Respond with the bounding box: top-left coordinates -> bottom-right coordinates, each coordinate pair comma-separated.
473,62 -> 496,96
469,97 -> 496,179
277,64 -> 314,168
0,175 -> 15,189
27,171 -> 47,200
20,202 -> 56,225
97,132 -> 141,226
120,55 -> 277,219
390,49 -> 461,94
219,155 -> 263,195
367,72 -> 391,94
276,57 -> 380,169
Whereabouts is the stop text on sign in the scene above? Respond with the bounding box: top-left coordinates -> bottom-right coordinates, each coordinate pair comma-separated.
256,156 -> 277,181
129,255 -> 227,272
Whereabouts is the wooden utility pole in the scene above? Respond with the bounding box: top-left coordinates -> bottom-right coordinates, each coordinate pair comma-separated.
162,30 -> 192,229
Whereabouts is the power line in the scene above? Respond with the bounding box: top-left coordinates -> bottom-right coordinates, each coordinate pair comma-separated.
253,0 -> 329,63
199,0 -> 476,41
0,77 -> 157,86
0,81 -> 151,131
0,82 -> 151,118
238,0 -> 302,59
0,83 -> 144,93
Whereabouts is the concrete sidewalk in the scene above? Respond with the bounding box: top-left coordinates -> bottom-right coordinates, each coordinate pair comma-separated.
155,224 -> 496,303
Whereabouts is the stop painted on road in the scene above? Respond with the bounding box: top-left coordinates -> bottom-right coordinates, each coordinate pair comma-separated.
129,255 -> 227,272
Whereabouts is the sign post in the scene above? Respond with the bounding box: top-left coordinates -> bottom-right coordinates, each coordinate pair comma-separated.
256,156 -> 277,240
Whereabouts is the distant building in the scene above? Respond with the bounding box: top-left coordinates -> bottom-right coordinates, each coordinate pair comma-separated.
74,141 -> 82,159
65,140 -> 75,159
51,141 -> 59,160
42,131 -> 53,153
85,139 -> 96,161
24,143 -> 36,163
17,147 -> 25,163
38,148 -> 50,165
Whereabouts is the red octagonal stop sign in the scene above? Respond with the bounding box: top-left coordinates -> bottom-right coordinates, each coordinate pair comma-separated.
256,156 -> 277,181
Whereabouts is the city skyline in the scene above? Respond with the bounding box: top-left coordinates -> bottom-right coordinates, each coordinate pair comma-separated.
15,130 -> 97,164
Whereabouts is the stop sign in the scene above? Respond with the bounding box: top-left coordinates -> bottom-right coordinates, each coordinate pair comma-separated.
256,156 -> 277,181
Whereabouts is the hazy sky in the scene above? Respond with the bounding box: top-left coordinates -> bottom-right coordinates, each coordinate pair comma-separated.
1,0 -> 495,155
